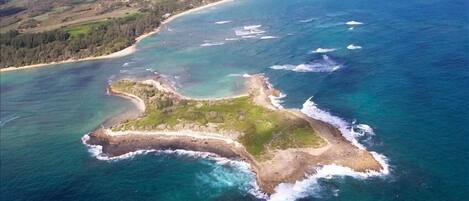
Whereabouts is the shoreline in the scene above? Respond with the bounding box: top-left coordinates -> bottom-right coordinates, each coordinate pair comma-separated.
84,74 -> 385,195
0,0 -> 231,73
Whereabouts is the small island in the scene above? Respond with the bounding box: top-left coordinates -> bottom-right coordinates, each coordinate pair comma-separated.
84,74 -> 382,194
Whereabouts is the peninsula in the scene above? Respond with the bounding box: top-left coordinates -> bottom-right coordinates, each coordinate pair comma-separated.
84,74 -> 383,194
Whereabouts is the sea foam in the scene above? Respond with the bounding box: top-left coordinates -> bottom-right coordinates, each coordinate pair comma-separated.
235,24 -> 266,36
346,20 -> 363,25
81,133 -> 267,199
310,48 -> 337,54
347,44 -> 362,50
266,97 -> 390,200
270,55 -> 342,73
215,20 -> 232,24
0,115 -> 19,127
200,42 -> 225,47
299,18 -> 315,23
260,36 -> 279,40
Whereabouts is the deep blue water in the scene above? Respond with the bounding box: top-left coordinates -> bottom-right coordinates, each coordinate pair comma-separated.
1,0 -> 468,200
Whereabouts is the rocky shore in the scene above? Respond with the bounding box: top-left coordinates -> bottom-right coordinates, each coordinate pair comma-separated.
83,74 -> 383,194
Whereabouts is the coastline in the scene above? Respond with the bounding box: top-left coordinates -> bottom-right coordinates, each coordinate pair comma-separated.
83,74 -> 385,195
0,0 -> 231,73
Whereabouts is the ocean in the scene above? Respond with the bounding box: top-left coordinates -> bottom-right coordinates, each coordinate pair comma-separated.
1,0 -> 468,200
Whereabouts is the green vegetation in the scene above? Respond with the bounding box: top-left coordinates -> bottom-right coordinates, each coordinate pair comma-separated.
0,0 -> 220,68
63,21 -> 108,38
110,80 -> 325,159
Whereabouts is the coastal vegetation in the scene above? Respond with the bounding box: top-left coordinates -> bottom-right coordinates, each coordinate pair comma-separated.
109,80 -> 325,159
0,0 -> 220,68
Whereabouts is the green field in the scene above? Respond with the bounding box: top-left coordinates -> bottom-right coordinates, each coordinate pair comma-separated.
110,80 -> 325,159
63,21 -> 108,37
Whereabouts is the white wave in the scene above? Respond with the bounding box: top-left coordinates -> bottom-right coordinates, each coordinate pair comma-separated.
300,97 -> 390,167
225,37 -> 241,41
270,55 -> 342,73
81,133 -> 266,199
215,20 -> 231,24
260,36 -> 279,40
354,123 -> 375,136
235,29 -> 265,36
227,73 -> 252,78
347,44 -> 362,50
241,35 -> 257,39
300,97 -> 364,148
0,115 -> 19,127
348,27 -> 354,31
200,42 -> 225,47
122,62 -> 130,67
346,20 -> 363,25
299,18 -> 315,23
235,25 -> 265,36
269,163 -> 388,201
268,93 -> 286,109
244,25 -> 262,30
269,97 -> 390,200
310,48 -> 337,53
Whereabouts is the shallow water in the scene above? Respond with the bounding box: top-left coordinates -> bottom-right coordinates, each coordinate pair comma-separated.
1,0 -> 468,200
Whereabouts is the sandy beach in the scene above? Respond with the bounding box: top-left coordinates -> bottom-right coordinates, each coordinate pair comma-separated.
0,0 -> 232,73
84,74 -> 384,195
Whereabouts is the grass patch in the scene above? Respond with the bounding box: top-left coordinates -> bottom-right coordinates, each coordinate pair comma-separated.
63,21 -> 107,37
110,80 -> 325,159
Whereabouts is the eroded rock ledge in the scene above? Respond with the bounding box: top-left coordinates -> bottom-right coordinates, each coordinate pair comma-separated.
84,74 -> 382,194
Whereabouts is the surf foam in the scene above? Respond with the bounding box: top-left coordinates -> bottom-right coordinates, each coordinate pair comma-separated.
269,162 -> 388,201
346,20 -> 363,25
235,24 -> 266,36
200,42 -> 225,47
215,20 -> 231,24
300,97 -> 390,168
266,97 -> 391,200
260,36 -> 279,40
310,48 -> 337,53
269,93 -> 286,109
270,55 -> 342,73
347,44 -> 362,50
299,18 -> 315,23
81,133 -> 267,199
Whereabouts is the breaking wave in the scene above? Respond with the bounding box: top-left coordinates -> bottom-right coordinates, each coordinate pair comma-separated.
81,133 -> 267,199
260,36 -> 279,40
310,48 -> 337,53
269,162 -> 388,201
235,24 -> 266,36
225,37 -> 241,41
241,35 -> 257,39
347,44 -> 362,50
0,115 -> 19,127
266,97 -> 391,200
244,25 -> 262,30
227,73 -> 252,78
346,20 -> 363,25
269,93 -> 286,109
299,18 -> 315,23
200,42 -> 225,47
270,55 -> 342,73
215,20 -> 231,24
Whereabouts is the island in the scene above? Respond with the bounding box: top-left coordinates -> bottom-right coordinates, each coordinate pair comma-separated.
83,74 -> 383,194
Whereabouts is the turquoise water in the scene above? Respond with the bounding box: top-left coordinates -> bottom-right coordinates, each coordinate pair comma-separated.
1,0 -> 468,200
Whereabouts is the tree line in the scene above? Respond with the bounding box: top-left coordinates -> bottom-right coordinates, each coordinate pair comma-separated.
0,0 -> 219,68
